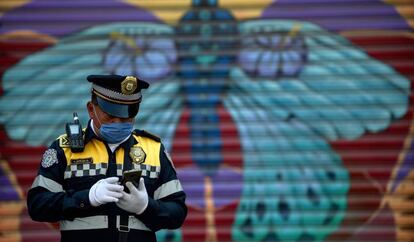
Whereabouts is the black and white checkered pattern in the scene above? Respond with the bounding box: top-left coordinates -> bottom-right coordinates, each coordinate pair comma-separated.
132,164 -> 160,178
64,163 -> 160,179
64,163 -> 108,179
116,164 -> 123,176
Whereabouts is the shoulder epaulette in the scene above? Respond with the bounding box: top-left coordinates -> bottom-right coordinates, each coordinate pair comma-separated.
57,134 -> 71,148
133,129 -> 161,142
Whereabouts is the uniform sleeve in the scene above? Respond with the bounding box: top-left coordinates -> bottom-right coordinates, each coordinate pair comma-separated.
27,141 -> 94,222
136,144 -> 187,231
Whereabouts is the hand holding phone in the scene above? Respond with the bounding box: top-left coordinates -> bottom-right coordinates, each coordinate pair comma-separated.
116,171 -> 148,214
121,170 -> 142,193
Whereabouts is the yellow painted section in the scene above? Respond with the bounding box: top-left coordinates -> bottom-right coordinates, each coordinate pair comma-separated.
385,0 -> 414,29
123,0 -> 191,25
0,31 -> 57,44
123,0 -> 272,25
0,202 -> 23,242
124,0 -> 191,9
204,176 -> 217,242
0,0 -> 29,17
0,231 -> 22,242
396,228 -> 414,241
0,202 -> 24,216
219,0 -> 273,21
0,217 -> 21,232
0,161 -> 23,200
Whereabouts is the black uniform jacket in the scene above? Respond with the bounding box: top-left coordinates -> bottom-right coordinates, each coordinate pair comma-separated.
27,121 -> 187,242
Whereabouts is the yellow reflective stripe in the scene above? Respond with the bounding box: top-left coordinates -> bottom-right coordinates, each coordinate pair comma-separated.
133,135 -> 160,167
60,216 -> 108,231
60,216 -> 150,231
63,139 -> 108,165
154,179 -> 183,200
115,147 -> 124,165
31,175 -> 63,192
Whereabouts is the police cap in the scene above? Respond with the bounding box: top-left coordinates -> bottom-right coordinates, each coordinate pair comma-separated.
87,74 -> 149,118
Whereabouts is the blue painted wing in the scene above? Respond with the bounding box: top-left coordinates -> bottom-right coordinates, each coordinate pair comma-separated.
225,68 -> 349,241
0,22 -> 182,149
237,20 -> 410,141
227,19 -> 410,241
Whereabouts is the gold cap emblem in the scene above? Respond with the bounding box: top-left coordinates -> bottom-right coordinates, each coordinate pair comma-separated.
130,146 -> 146,164
121,76 -> 138,95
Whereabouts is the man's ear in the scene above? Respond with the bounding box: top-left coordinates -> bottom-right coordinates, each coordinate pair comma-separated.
86,101 -> 94,119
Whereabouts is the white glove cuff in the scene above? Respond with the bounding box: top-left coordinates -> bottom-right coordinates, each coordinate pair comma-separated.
89,180 -> 102,207
136,199 -> 148,215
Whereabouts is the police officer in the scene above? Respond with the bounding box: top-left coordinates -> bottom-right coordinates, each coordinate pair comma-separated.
27,75 -> 187,242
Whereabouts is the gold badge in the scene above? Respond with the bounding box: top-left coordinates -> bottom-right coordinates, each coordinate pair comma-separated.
121,76 -> 138,95
130,146 -> 146,164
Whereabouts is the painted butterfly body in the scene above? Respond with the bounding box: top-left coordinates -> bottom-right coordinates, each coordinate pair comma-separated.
175,0 -> 238,176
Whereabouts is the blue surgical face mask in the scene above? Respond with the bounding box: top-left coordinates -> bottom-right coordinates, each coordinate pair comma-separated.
99,122 -> 133,143
93,105 -> 134,143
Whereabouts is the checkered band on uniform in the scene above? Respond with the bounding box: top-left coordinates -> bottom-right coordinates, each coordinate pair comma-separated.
132,164 -> 160,178
64,163 -> 160,179
64,163 -> 109,179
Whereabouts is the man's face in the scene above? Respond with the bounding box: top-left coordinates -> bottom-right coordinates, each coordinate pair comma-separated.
87,101 -> 134,134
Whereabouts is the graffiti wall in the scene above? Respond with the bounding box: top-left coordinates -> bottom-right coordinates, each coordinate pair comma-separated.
0,0 -> 413,241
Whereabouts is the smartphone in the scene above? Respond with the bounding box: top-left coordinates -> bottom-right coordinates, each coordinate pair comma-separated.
121,170 -> 142,193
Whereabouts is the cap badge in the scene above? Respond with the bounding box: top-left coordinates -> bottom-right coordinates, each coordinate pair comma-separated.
130,146 -> 146,164
121,76 -> 138,95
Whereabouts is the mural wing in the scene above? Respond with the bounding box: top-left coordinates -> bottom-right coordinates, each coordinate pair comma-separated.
224,66 -> 350,241
224,19 -> 410,241
137,80 -> 183,152
0,22 -> 181,147
236,19 -> 410,141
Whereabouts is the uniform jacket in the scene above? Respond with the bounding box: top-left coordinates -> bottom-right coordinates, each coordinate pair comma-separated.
27,121 -> 187,242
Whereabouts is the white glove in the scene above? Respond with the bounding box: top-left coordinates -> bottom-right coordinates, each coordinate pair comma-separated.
89,177 -> 124,207
116,178 -> 148,215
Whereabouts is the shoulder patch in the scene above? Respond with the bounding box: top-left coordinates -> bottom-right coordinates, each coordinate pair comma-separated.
134,129 -> 161,142
41,149 -> 58,168
59,135 -> 70,148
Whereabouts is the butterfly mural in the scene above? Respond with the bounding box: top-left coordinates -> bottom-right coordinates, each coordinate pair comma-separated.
0,0 -> 412,241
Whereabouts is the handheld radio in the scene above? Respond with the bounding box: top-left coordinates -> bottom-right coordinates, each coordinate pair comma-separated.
65,112 -> 84,153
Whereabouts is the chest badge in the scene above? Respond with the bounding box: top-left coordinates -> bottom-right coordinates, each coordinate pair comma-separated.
130,146 -> 146,164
